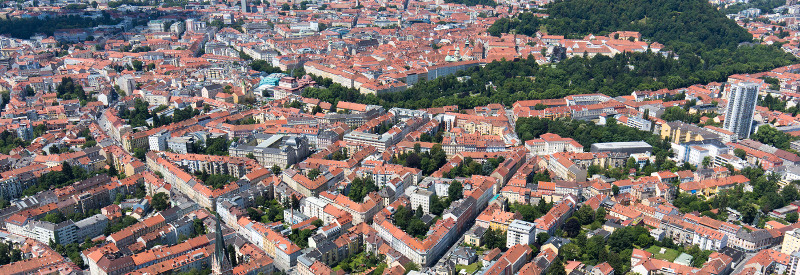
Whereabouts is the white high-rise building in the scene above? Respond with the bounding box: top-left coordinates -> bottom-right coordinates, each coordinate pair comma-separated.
783,228 -> 800,255
790,251 -> 800,275
506,219 -> 536,248
723,82 -> 759,139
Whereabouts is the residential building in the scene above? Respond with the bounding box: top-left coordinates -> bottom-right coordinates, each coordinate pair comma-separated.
783,228 -> 800,255
723,82 -> 759,139
506,219 -> 536,248
524,133 -> 583,156
230,134 -> 310,168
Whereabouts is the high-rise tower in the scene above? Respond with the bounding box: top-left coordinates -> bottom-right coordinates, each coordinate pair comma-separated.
722,82 -> 759,139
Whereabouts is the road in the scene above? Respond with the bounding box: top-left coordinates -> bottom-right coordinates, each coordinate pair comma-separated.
505,109 -> 521,145
433,219 -> 479,271
730,251 -> 756,274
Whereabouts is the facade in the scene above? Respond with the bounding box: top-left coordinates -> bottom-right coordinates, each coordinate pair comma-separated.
783,228 -> 800,255
791,252 -> 800,275
4,213 -> 106,245
660,121 -> 720,144
590,141 -> 653,154
6,217 -> 76,245
524,133 -> 583,156
229,134 -> 311,168
148,130 -> 169,151
723,82 -> 759,139
409,188 -> 434,214
168,136 -> 197,154
506,219 -> 536,248
672,139 -> 729,166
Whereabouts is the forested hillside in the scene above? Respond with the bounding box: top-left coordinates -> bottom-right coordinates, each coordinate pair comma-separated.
0,14 -> 121,39
304,0 -> 797,109
305,45 -> 794,109
489,0 -> 752,53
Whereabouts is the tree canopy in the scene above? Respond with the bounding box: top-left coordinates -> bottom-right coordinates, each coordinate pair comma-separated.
0,13 -> 119,39
305,45 -> 794,110
490,0 -> 751,53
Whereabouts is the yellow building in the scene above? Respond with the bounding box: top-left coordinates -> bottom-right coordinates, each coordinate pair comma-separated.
464,232 -> 482,247
782,228 -> 800,255
488,211 -> 520,232
660,121 -> 719,143
462,121 -> 506,136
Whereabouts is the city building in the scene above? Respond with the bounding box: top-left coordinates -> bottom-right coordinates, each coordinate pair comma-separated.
229,134 -> 311,168
506,219 -> 536,248
723,82 -> 759,139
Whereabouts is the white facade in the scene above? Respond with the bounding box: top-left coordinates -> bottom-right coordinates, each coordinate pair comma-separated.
723,82 -> 759,139
410,189 -> 433,214
524,133 -> 583,156
506,219 -> 536,248
149,131 -> 169,151
691,228 -> 727,251
301,197 -> 335,224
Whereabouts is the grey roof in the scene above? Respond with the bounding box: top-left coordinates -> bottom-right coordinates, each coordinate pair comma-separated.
682,139 -> 728,148
469,226 -> 487,238
591,141 -> 652,150
736,229 -> 772,242
74,214 -> 108,228
452,246 -> 476,259
443,197 -> 476,219
542,236 -> 571,250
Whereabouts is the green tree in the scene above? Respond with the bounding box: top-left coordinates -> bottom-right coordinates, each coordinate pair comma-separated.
131,60 -> 143,71
43,212 -> 66,224
348,177 -> 377,202
560,242 -> 581,261
575,205 -> 595,225
783,185 -> 799,202
151,192 -> 169,211
742,204 -> 758,224
307,169 -> 320,180
562,217 -> 581,238
626,157 -> 637,169
787,212 -> 799,223
546,258 -> 567,275
134,148 -> 146,161
734,148 -> 747,159
753,125 -> 797,150
448,180 -> 463,201
227,244 -> 237,266
403,262 -> 420,273
536,232 -> 550,245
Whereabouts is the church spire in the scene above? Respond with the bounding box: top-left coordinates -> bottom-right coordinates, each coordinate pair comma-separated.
211,198 -> 233,275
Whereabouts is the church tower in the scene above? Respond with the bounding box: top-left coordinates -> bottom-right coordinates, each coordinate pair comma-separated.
211,198 -> 233,275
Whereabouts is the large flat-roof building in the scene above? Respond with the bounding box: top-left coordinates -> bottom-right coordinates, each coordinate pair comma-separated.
590,141 -> 653,154
229,134 -> 310,168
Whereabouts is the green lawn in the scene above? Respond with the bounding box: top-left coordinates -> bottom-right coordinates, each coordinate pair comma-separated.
456,262 -> 483,274
646,246 -> 680,262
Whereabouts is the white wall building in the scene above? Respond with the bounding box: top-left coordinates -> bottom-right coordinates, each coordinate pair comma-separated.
506,219 -> 536,248
723,82 -> 759,139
